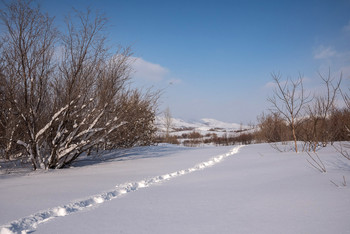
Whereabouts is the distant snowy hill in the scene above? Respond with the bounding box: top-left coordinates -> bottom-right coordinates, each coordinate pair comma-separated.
155,116 -> 251,136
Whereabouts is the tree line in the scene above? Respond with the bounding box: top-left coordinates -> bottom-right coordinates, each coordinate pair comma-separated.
256,71 -> 349,153
158,71 -> 349,152
0,0 -> 158,169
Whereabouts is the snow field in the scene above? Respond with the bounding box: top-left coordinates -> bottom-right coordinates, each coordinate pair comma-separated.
1,143 -> 349,234
0,146 -> 244,234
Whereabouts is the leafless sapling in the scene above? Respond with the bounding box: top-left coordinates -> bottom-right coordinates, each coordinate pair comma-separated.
268,73 -> 311,152
307,70 -> 341,151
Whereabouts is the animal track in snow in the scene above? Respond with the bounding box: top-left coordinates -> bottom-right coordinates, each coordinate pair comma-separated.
0,145 -> 243,234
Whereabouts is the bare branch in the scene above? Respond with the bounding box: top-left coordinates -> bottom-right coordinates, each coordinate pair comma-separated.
267,73 -> 311,152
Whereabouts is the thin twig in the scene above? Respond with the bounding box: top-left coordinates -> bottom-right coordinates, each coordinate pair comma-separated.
330,180 -> 339,187
269,143 -> 283,152
306,151 -> 326,173
334,143 -> 350,160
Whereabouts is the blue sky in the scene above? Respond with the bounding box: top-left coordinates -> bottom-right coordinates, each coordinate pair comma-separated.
38,0 -> 350,123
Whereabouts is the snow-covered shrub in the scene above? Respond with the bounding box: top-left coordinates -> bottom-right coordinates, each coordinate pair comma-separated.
0,0 -> 158,169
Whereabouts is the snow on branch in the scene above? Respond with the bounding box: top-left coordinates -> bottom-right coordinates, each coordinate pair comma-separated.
35,104 -> 70,142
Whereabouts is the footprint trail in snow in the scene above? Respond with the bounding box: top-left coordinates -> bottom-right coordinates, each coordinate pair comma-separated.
0,145 -> 243,234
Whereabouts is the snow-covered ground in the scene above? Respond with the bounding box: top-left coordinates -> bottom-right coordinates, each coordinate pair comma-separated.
1,143 -> 350,234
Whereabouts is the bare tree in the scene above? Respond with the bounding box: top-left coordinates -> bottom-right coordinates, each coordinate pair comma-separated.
106,89 -> 159,148
268,73 -> 311,152
164,107 -> 173,139
0,0 -> 57,168
0,1 -> 158,169
341,88 -> 350,110
334,87 -> 350,160
40,9 -> 134,168
307,71 -> 341,151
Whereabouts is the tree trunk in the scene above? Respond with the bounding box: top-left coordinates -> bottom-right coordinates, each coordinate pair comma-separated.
292,125 -> 298,153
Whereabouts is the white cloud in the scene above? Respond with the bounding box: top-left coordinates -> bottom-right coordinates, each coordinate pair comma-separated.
314,45 -> 337,59
131,57 -> 169,82
263,79 -> 290,89
343,20 -> 350,33
264,81 -> 276,89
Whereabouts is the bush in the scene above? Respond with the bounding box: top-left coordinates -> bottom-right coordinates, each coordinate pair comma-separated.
0,1 -> 159,169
